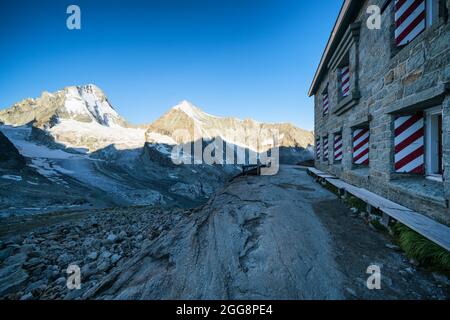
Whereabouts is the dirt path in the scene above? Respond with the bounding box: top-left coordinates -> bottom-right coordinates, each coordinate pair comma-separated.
84,165 -> 448,299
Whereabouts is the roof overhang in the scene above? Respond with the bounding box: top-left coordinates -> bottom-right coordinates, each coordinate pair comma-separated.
308,0 -> 365,97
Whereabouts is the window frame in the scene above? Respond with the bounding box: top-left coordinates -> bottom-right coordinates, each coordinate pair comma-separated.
336,54 -> 351,103
333,132 -> 343,164
323,135 -> 329,162
426,0 -> 441,26
424,106 -> 443,181
321,85 -> 329,117
351,126 -> 370,168
316,137 -> 321,161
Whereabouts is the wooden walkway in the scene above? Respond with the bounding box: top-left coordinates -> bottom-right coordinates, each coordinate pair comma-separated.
307,168 -> 450,252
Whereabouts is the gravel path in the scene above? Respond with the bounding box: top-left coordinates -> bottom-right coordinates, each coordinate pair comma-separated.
0,166 -> 448,299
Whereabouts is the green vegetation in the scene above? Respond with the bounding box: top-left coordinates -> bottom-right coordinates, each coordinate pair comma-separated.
370,219 -> 388,234
393,223 -> 450,274
315,174 -> 450,275
323,181 -> 339,195
317,174 -> 450,274
370,207 -> 383,217
345,195 -> 366,212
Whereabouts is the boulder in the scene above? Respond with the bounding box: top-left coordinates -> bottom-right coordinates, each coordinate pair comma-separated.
0,131 -> 26,170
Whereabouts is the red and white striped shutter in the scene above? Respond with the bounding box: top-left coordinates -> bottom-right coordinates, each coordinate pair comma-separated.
395,0 -> 426,46
316,138 -> 321,160
394,113 -> 424,173
341,66 -> 350,97
323,91 -> 329,116
353,128 -> 369,165
334,134 -> 343,161
323,136 -> 329,161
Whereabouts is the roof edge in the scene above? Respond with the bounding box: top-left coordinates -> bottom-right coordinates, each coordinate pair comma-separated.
308,0 -> 363,97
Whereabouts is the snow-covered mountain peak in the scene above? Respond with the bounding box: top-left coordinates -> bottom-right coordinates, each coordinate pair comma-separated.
173,100 -> 196,111
64,84 -> 105,99
0,83 -> 128,129
172,100 -> 219,122
0,84 -> 132,152
173,100 -> 202,116
62,84 -> 122,127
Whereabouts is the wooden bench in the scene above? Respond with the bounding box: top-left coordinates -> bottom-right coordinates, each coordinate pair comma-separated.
307,168 -> 450,252
306,167 -> 336,183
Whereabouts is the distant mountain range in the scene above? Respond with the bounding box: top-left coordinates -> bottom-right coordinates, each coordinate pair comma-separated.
0,84 -> 314,152
0,84 -> 314,217
148,100 -> 314,151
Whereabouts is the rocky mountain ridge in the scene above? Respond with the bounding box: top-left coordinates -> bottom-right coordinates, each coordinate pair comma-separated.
1,85 -> 314,153
0,84 -> 128,129
147,100 -> 314,152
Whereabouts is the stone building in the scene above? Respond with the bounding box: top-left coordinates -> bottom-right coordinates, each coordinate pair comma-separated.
308,0 -> 450,224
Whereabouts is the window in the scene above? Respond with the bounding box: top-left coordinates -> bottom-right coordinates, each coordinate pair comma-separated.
323,135 -> 329,162
340,65 -> 350,98
322,86 -> 329,116
334,133 -> 343,162
425,107 -> 443,180
327,23 -> 360,114
316,138 -> 321,160
394,0 -> 441,47
352,128 -> 369,166
394,113 -> 424,174
393,109 -> 443,180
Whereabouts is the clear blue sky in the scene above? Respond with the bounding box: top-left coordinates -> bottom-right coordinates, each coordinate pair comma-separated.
0,0 -> 342,130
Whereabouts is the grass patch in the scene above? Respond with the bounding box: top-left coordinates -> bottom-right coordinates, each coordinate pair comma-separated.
393,222 -> 450,274
370,219 -> 389,234
345,195 -> 367,212
323,182 -> 339,195
371,207 -> 383,217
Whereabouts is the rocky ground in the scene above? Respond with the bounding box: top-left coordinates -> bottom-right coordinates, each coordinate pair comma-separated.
0,166 -> 448,300
0,206 -> 186,299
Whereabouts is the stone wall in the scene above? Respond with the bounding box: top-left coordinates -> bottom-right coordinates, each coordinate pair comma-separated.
314,0 -> 450,224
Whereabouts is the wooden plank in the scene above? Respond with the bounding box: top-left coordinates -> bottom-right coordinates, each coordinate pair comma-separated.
349,186 -> 408,211
307,168 -> 325,176
322,176 -> 450,252
320,175 -> 336,179
325,178 -> 348,190
382,207 -> 450,252
307,168 -> 335,179
326,177 -> 405,211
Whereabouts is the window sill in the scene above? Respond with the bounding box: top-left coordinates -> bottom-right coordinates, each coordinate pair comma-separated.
426,175 -> 443,183
385,82 -> 450,115
389,175 -> 447,208
334,90 -> 360,116
350,167 -> 369,177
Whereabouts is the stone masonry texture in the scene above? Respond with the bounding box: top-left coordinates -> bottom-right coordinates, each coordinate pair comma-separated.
313,0 -> 450,225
